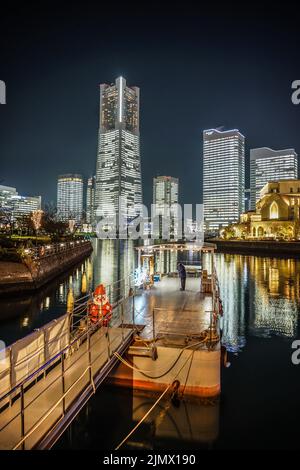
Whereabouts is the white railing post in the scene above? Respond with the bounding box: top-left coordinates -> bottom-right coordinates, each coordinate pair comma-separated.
20,384 -> 25,450
61,353 -> 65,416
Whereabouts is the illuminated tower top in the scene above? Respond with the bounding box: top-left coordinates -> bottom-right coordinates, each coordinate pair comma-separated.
99,77 -> 139,134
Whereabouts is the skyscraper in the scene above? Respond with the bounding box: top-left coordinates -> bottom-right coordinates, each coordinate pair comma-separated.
153,176 -> 179,239
57,174 -> 83,222
203,128 -> 245,230
153,176 -> 179,210
86,176 -> 96,224
250,147 -> 298,210
95,76 -> 142,224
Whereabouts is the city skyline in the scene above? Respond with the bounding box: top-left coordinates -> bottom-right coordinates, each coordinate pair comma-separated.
2,120 -> 300,220
1,5 -> 300,209
2,3 -> 300,454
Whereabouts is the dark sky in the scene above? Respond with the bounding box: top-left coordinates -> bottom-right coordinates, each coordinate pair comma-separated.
1,1 -> 300,207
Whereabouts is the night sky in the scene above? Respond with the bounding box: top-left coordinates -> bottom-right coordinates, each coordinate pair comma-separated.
1,1 -> 300,207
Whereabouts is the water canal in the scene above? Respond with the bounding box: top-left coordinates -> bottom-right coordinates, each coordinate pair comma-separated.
1,240 -> 300,449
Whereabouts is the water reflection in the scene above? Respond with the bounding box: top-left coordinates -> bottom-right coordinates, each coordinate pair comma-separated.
55,387 -> 219,450
0,240 -> 136,346
2,246 -> 299,350
216,254 -> 299,352
216,254 -> 246,352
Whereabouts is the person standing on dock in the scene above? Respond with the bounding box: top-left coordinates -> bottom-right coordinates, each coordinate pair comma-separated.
177,262 -> 186,291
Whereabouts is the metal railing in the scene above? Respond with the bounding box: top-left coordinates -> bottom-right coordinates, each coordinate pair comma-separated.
0,277 -> 136,450
23,239 -> 91,260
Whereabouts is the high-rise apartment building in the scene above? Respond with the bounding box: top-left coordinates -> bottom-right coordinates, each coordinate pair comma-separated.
153,176 -> 179,239
57,174 -> 83,222
203,128 -> 245,230
86,176 -> 96,224
95,76 -> 142,223
250,147 -> 298,210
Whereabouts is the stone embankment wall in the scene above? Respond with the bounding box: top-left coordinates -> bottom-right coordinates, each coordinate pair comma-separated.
212,239 -> 300,256
0,241 -> 92,295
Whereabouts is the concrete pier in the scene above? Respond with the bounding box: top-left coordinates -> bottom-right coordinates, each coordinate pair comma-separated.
110,276 -> 221,398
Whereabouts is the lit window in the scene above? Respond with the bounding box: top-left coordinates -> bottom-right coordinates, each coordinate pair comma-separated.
270,201 -> 279,219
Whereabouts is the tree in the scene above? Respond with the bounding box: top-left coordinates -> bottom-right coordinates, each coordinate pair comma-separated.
0,206 -> 14,234
17,214 -> 35,236
221,225 -> 236,240
42,205 -> 68,239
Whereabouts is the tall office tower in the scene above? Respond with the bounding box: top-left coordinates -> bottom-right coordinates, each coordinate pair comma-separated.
250,147 -> 298,210
95,76 -> 142,223
57,174 -> 83,222
153,176 -> 179,239
86,176 -> 96,224
203,128 -> 245,231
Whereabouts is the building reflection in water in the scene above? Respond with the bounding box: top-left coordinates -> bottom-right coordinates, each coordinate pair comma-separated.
248,257 -> 298,338
215,254 -> 246,352
2,244 -> 300,352
216,254 -> 299,352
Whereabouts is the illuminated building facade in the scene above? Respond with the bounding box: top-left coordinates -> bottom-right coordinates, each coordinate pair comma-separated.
0,185 -> 18,210
225,180 -> 300,240
250,147 -> 298,210
11,195 -> 41,218
86,176 -> 96,224
57,174 -> 83,222
0,185 -> 41,220
95,76 -> 142,223
153,176 -> 179,239
203,128 -> 245,231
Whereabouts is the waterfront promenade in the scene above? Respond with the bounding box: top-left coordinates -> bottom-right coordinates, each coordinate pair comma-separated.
0,240 -> 92,295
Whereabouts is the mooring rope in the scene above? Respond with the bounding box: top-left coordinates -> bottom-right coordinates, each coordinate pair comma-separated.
114,345 -> 200,451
